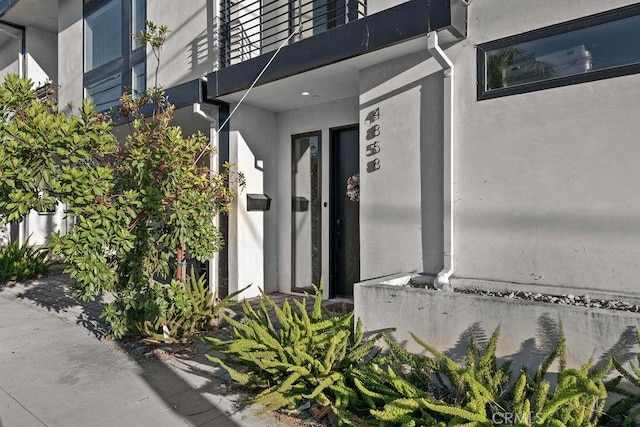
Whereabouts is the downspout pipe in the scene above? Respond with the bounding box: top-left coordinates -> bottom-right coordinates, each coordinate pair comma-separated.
427,31 -> 455,292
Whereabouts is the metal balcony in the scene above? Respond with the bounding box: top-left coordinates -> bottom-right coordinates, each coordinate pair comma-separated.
219,0 -> 367,67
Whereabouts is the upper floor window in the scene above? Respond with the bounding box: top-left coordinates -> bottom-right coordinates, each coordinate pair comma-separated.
84,0 -> 146,111
478,3 -> 640,100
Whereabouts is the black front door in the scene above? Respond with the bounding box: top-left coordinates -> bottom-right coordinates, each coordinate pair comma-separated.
330,126 -> 359,298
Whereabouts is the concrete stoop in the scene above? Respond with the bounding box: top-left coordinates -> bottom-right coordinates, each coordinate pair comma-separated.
354,274 -> 640,376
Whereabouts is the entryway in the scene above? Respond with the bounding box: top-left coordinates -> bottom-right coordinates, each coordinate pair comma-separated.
290,126 -> 360,297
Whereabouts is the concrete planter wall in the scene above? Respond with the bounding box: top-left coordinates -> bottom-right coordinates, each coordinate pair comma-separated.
354,274 -> 640,372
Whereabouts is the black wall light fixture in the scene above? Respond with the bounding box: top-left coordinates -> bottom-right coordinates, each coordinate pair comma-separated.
247,194 -> 272,211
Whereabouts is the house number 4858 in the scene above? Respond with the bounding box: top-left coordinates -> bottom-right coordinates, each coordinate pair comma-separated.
364,107 -> 380,173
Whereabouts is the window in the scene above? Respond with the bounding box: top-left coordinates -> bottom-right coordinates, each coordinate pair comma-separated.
291,132 -> 322,293
84,0 -> 146,111
478,3 -> 640,100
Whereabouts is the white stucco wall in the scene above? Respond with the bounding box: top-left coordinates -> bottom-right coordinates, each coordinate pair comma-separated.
228,132 -> 266,299
25,26 -> 57,87
57,0 -> 83,112
276,97 -> 359,296
260,0 -> 288,56
367,1 -> 410,15
445,0 -> 640,294
359,51 -> 444,280
355,280 -> 640,375
24,204 -> 67,246
147,0 -> 214,87
0,37 -> 22,80
229,104 -> 278,292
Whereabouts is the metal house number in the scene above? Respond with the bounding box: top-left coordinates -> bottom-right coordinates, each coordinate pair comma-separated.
364,108 -> 381,173
365,141 -> 380,156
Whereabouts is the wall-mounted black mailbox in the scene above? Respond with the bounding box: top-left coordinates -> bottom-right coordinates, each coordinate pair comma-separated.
246,194 -> 272,211
293,196 -> 309,212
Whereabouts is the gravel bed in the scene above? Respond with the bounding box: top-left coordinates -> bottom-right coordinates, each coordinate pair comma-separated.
453,287 -> 640,313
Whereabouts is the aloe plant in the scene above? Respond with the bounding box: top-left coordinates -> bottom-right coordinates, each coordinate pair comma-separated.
363,327 -> 610,426
101,268 -> 248,341
202,283 -> 385,420
603,329 -> 640,427
0,238 -> 51,283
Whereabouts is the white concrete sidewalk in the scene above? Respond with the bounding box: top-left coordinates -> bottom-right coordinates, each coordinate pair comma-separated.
0,274 -> 293,427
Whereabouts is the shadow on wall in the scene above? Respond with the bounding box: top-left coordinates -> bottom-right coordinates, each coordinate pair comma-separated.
387,312 -> 640,380
25,207 -> 64,246
359,49 -> 445,278
419,74 -> 444,276
188,28 -> 216,75
196,0 -> 219,73
152,2 -> 217,86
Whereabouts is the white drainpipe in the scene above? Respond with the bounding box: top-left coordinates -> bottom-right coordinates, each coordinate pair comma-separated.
192,99 -> 219,295
427,31 -> 455,292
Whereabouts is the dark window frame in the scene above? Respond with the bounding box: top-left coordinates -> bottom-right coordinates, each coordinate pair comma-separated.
83,0 -> 146,110
477,2 -> 640,100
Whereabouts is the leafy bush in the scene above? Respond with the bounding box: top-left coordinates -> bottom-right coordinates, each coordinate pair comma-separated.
361,328 -> 610,426
100,269 -> 246,341
0,239 -> 51,283
602,330 -> 640,427
202,284 -> 384,418
0,22 -> 242,339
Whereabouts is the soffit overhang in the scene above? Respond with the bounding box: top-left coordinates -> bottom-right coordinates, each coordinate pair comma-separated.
206,0 -> 466,112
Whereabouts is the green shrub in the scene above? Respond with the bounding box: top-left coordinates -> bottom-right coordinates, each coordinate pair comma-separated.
0,239 -> 51,283
202,295 -> 617,427
602,330 -> 640,427
202,284 -> 384,419
0,23 -> 241,339
362,327 -> 610,426
100,269 -> 245,341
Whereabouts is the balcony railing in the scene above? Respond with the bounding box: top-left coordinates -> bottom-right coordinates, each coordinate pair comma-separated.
220,0 -> 367,67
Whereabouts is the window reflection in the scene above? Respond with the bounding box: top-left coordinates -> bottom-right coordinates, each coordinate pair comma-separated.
83,0 -> 146,111
84,0 -> 122,71
484,13 -> 640,91
85,71 -> 122,111
292,134 -> 321,291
